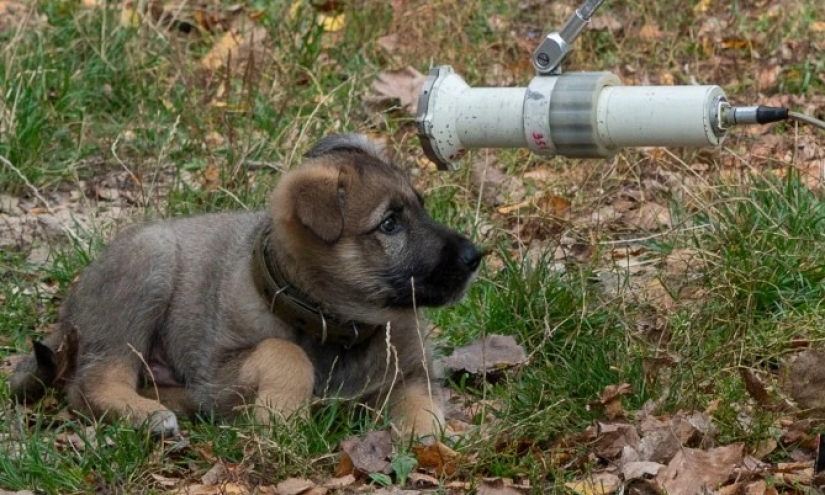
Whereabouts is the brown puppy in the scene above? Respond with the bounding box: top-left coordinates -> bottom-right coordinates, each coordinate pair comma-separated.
10,134 -> 481,439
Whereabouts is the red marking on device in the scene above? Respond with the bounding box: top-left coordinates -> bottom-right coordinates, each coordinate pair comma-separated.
532,131 -> 548,149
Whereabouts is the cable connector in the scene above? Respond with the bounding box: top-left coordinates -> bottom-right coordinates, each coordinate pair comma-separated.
721,104 -> 789,126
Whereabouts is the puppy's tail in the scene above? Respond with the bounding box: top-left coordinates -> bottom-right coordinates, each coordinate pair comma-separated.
8,325 -> 78,401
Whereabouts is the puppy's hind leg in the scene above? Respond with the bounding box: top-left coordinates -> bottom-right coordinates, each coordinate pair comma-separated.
67,361 -> 180,438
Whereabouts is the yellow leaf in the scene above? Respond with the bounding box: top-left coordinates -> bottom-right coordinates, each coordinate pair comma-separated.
200,31 -> 242,70
319,13 -> 345,32
565,473 -> 621,495
694,0 -> 711,13
720,38 -> 748,50
813,21 -> 825,32
289,0 -> 302,18
120,5 -> 139,27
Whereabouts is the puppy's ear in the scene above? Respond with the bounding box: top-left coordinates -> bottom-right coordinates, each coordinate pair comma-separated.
293,167 -> 349,243
305,133 -> 386,161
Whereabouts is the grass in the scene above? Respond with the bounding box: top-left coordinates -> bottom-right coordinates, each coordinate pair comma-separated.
1,0 -> 824,492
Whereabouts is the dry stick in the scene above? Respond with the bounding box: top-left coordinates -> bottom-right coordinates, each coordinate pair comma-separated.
376,321 -> 401,431
0,154 -> 84,246
127,342 -> 161,405
410,276 -> 442,438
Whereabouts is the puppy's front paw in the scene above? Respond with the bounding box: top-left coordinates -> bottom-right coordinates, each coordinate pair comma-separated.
144,409 -> 180,438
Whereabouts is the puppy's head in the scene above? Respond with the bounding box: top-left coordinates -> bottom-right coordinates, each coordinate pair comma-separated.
269,134 -> 481,322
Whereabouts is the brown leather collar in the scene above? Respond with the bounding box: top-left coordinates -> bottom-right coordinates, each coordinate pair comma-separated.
251,225 -> 381,348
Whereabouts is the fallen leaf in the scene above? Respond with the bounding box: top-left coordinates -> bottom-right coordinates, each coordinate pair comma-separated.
740,368 -> 773,408
322,475 -> 355,490
408,472 -> 439,489
782,349 -> 825,413
201,462 -> 227,485
201,163 -> 221,191
591,383 -> 633,421
655,443 -> 744,495
621,202 -> 671,231
534,195 -> 572,219
758,66 -> 781,93
593,422 -> 640,459
751,438 -> 777,460
274,478 -> 315,495
639,24 -> 663,41
339,431 -> 392,475
565,472 -> 621,495
120,1 -> 140,27
442,335 -> 527,376
412,441 -> 462,477
471,160 -> 526,207
622,461 -> 666,480
590,14 -> 623,33
717,480 -> 767,495
171,483 -> 247,495
370,67 -> 427,115
318,12 -> 345,32
200,24 -> 268,72
477,478 -> 530,495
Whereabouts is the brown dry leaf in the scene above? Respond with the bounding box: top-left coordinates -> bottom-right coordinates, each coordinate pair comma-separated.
201,164 -> 221,191
593,422 -> 640,459
471,159 -> 526,208
201,461 -> 228,485
624,411 -> 716,465
638,24 -> 663,41
408,472 -> 439,489
322,475 -> 355,490
592,383 -> 633,421
171,483 -> 247,495
412,441 -> 462,477
751,438 -> 777,460
641,279 -> 675,312
721,38 -> 748,50
782,349 -> 825,412
565,472 -> 621,495
717,480 -> 767,495
477,478 -> 529,495
622,461 -> 666,480
740,368 -> 773,409
442,335 -> 527,376
274,478 -> 316,495
334,451 -> 355,477
151,473 -> 182,488
622,203 -> 671,231
339,431 -> 392,475
369,67 -> 427,115
535,195 -> 572,219
758,66 -> 781,93
590,14 -> 623,33
655,443 -> 744,495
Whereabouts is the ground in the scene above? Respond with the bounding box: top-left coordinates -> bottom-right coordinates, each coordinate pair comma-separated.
1,0 -> 825,494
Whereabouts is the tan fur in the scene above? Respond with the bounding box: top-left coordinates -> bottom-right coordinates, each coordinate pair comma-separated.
67,362 -> 179,435
390,382 -> 445,438
237,339 -> 315,423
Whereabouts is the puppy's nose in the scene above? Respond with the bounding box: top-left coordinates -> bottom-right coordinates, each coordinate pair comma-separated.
458,242 -> 483,271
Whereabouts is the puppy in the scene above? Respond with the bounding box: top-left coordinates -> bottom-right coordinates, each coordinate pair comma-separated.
10,134 -> 481,439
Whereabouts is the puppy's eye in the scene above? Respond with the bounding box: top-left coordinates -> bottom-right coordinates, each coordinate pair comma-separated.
379,214 -> 401,234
